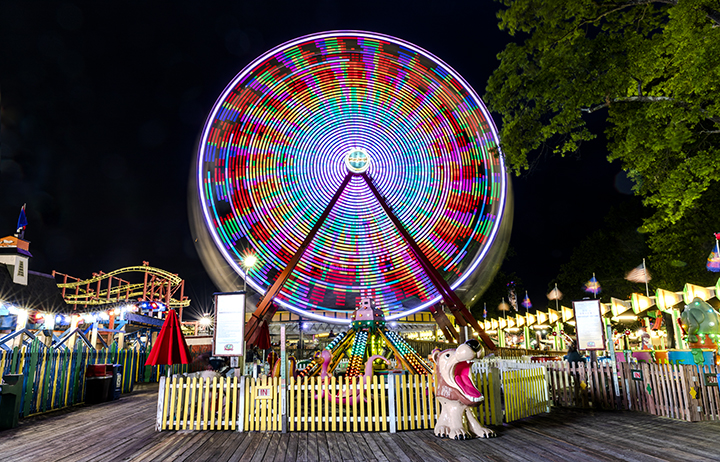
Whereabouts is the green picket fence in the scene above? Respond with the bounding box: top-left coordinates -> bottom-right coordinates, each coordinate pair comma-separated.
0,338 -> 202,418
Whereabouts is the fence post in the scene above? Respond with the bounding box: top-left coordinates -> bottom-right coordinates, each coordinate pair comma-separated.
72,342 -> 85,404
22,338 -> 40,416
156,375 -> 166,431
237,376 -> 245,432
542,364 -> 553,411
541,365 -> 551,413
388,374 -> 397,433
491,366 -> 503,425
10,345 -> 20,373
684,366 -> 702,421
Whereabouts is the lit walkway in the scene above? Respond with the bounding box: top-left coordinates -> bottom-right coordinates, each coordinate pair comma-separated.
1,383 -> 719,461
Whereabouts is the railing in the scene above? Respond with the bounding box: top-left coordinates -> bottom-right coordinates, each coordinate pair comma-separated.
496,347 -> 565,360
156,376 -> 240,431
473,359 -> 550,423
544,360 -> 720,422
0,338 -> 204,418
157,361 -> 552,432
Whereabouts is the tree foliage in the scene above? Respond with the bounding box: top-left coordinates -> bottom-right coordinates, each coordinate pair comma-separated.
648,179 -> 720,290
486,0 -> 720,235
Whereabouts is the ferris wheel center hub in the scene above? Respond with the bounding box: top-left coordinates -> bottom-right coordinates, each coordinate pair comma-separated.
345,149 -> 370,173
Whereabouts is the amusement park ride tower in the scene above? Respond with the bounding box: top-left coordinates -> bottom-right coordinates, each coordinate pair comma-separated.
192,31 -> 513,368
298,297 -> 432,377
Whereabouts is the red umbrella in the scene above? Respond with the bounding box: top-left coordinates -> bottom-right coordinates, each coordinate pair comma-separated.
144,308 -> 191,366
247,320 -> 271,350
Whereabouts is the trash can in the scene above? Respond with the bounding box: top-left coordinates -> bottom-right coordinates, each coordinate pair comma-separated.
85,365 -> 112,404
0,374 -> 23,430
107,364 -> 123,401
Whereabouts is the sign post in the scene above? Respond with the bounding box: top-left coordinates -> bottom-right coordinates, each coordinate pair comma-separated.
280,325 -> 287,433
605,322 -> 621,405
573,299 -> 608,406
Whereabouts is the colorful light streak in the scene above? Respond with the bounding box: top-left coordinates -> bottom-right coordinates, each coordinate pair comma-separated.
197,31 -> 509,321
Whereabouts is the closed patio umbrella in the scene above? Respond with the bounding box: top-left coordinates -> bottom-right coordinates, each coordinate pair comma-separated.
247,320 -> 271,350
144,308 -> 191,367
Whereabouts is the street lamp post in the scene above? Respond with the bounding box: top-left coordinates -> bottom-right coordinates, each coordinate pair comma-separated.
242,253 -> 257,374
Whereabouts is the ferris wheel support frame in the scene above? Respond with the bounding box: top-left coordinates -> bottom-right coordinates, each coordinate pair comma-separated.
245,171 -> 496,351
428,303 -> 459,343
245,172 -> 354,346
360,173 -> 494,350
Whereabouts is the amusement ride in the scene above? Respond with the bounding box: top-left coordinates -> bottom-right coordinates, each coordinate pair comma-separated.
54,262 -> 189,311
193,31 -> 513,377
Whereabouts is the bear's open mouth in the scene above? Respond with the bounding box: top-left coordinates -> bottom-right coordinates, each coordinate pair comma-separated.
454,361 -> 483,402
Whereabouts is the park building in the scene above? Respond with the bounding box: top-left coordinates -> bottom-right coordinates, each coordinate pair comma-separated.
0,234 -> 71,342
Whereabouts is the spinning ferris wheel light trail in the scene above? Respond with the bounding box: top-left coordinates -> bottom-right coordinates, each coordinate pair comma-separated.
192,31 -> 512,348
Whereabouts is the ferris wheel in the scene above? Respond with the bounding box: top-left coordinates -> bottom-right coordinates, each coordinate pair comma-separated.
194,31 -> 511,340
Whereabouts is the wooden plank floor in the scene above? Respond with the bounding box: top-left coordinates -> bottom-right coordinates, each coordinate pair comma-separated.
2,384 -> 720,461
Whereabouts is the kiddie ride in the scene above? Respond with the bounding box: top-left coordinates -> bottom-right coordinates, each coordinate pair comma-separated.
263,296 -> 496,440
612,295 -> 720,367
678,297 -> 720,365
259,298 -> 428,405
298,298 -> 430,378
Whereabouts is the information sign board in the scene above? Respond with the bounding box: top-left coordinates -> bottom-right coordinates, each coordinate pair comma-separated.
213,292 -> 245,356
573,299 -> 606,351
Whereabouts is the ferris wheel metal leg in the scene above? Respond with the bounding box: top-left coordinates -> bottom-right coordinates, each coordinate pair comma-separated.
245,169 -> 495,351
429,304 -> 459,342
360,173 -> 495,351
245,172 -> 354,344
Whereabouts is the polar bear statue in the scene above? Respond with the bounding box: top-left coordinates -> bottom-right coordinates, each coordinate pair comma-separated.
430,339 -> 496,439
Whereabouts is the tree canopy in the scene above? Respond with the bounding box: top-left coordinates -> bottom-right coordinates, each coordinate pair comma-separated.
486,0 -> 720,237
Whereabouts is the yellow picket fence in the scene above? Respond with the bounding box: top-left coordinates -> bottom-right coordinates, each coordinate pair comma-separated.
242,374 -> 438,432
500,366 -> 551,421
156,376 -> 240,431
470,367 -> 504,426
157,365 -> 550,432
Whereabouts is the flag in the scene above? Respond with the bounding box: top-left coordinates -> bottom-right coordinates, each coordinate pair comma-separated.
483,303 -> 487,319
583,274 -> 602,296
498,299 -> 510,311
509,291 -> 518,311
625,264 -> 651,283
16,204 -> 28,232
547,286 -> 563,301
507,281 -> 518,311
709,234 -> 720,272
708,252 -> 720,272
521,292 -> 532,310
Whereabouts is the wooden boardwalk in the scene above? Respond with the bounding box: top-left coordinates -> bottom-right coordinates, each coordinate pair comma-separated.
2,384 -> 720,462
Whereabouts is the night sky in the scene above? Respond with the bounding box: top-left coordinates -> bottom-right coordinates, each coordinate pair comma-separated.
0,1 -> 632,318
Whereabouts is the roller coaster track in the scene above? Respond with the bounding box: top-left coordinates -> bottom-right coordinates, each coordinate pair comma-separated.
53,262 -> 190,310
